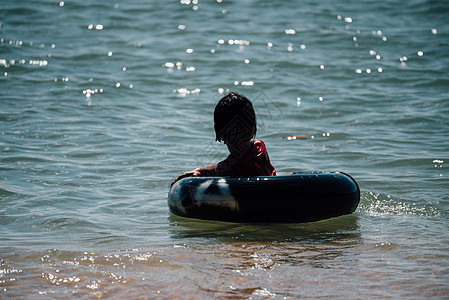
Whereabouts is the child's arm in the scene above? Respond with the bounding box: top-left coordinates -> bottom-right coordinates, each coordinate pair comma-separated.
170,164 -> 217,186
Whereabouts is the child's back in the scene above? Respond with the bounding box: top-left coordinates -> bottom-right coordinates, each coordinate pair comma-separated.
216,139 -> 275,177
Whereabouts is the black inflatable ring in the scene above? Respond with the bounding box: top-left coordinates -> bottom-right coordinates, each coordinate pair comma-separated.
168,172 -> 360,223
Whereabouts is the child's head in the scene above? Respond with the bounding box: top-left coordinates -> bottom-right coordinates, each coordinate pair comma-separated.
214,92 -> 257,145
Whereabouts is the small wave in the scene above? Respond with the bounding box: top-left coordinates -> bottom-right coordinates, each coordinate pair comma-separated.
359,192 -> 439,217
0,187 -> 16,198
34,217 -> 100,231
0,155 -> 50,164
412,78 -> 449,89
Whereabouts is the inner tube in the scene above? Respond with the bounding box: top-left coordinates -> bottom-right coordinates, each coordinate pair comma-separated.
168,172 -> 360,223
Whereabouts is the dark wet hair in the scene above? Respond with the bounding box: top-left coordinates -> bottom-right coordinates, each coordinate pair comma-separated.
214,92 -> 257,143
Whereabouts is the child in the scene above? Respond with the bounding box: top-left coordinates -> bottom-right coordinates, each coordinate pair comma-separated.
171,92 -> 276,186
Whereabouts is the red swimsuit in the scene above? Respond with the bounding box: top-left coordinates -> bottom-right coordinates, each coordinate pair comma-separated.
215,140 -> 276,177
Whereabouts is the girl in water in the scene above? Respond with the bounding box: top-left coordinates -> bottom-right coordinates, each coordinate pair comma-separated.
171,92 -> 275,186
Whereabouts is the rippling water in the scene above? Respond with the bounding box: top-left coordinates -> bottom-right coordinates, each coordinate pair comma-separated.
1,0 -> 448,298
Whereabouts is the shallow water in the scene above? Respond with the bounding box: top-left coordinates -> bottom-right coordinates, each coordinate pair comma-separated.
1,0 -> 449,298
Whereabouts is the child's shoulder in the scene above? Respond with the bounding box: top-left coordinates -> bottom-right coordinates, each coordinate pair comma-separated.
252,139 -> 266,146
252,139 -> 268,152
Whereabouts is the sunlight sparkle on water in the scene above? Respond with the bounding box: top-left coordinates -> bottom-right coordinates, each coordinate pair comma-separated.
29,60 -> 48,66
88,24 -> 104,30
228,39 -> 250,46
83,88 -> 103,106
433,159 -> 444,168
173,88 -> 200,97
163,61 -> 186,72
217,88 -> 230,94
233,81 -> 254,86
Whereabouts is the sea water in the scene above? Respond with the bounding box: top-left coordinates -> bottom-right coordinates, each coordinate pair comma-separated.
1,0 -> 448,298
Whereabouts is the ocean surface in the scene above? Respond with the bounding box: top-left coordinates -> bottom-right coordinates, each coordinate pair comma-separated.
1,0 -> 448,298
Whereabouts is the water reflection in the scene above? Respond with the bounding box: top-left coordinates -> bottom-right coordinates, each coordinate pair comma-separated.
168,214 -> 360,244
166,215 -> 362,298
